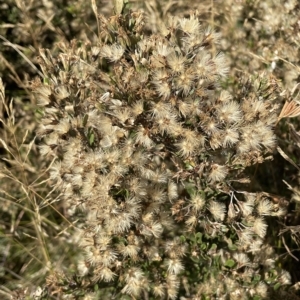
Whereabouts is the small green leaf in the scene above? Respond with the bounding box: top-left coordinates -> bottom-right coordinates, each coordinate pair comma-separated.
35,108 -> 44,116
274,283 -> 281,291
209,243 -> 217,251
43,77 -> 50,85
200,243 -> 207,250
227,238 -> 238,251
253,274 -> 261,282
195,232 -> 203,244
224,259 -> 236,268
83,114 -> 89,127
180,235 -> 186,243
89,132 -> 95,145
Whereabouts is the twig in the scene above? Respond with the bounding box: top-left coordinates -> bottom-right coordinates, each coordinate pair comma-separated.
282,235 -> 299,261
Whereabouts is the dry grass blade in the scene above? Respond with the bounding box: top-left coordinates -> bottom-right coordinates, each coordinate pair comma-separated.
0,78 -> 4,100
289,124 -> 300,148
277,100 -> 300,125
277,146 -> 300,171
0,35 -> 44,79
91,0 -> 101,40
0,138 -> 13,156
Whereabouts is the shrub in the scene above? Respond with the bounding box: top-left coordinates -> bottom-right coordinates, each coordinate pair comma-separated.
31,8 -> 291,299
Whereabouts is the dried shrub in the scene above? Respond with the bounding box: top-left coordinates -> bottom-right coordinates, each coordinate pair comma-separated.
32,9 -> 290,299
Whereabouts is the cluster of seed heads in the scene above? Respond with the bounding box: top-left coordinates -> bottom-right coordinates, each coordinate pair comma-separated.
34,10 -> 288,299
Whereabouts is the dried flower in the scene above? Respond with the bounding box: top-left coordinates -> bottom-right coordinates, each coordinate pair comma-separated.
209,201 -> 226,221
